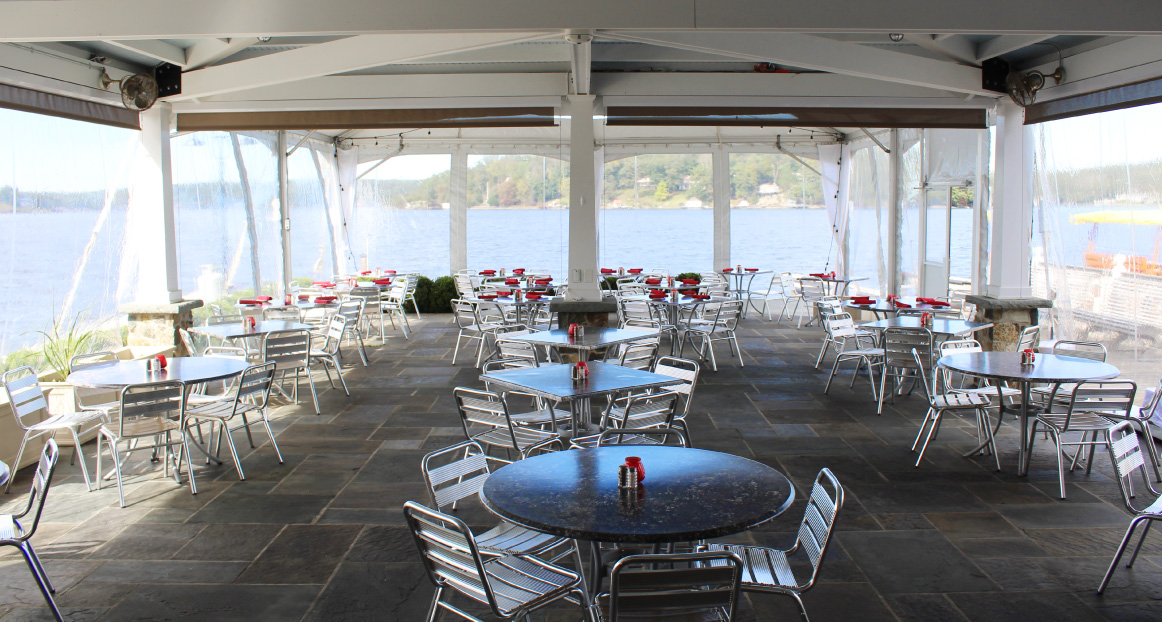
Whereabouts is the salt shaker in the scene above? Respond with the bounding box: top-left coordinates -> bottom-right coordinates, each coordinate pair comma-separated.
618,465 -> 637,489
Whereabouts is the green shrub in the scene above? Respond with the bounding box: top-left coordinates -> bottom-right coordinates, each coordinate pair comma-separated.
676,272 -> 701,282
425,276 -> 458,313
602,276 -> 619,290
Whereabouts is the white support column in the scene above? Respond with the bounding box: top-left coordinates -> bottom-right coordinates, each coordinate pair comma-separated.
888,129 -> 900,294
972,128 -> 990,295
450,147 -> 468,273
565,94 -> 603,301
986,101 -> 1033,298
712,147 -> 730,271
278,130 -> 291,296
134,101 -> 181,304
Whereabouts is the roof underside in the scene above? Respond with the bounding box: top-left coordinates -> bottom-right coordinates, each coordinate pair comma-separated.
1,0 -> 1160,150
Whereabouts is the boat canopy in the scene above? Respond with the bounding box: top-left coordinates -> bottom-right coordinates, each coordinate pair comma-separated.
1069,209 -> 1162,226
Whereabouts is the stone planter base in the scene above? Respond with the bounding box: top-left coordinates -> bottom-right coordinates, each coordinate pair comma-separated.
965,295 -> 1053,351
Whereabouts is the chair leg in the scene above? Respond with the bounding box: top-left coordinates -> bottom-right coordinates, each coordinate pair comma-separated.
1049,428 -> 1067,499
69,427 -> 94,492
876,369 -> 888,415
24,541 -> 54,594
1127,518 -> 1153,568
108,440 -> 127,508
452,330 -> 465,364
1134,421 -> 1162,483
5,432 -> 32,493
305,369 -> 321,415
787,591 -> 811,622
221,423 -> 245,480
333,357 -> 351,395
18,543 -> 62,622
1099,516 -> 1147,594
732,334 -> 744,367
911,408 -> 935,452
824,356 -> 843,395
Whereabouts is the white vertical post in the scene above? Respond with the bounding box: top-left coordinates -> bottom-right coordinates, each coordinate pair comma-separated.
887,129 -> 900,294
987,101 -> 1033,298
135,101 -> 181,303
278,130 -> 291,296
972,128 -> 990,295
450,147 -> 468,273
565,94 -> 603,301
712,147 -> 730,271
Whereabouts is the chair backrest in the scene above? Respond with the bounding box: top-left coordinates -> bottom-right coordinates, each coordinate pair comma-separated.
883,327 -> 933,371
1015,324 -> 1040,352
207,314 -> 244,326
317,314 -> 350,355
823,313 -> 859,340
495,338 -> 539,368
263,306 -> 302,322
118,380 -> 184,438
1062,381 -> 1136,430
620,300 -> 654,325
454,387 -> 520,449
454,274 -> 475,297
452,299 -> 480,330
1052,340 -> 1107,362
815,296 -> 843,318
652,356 -> 699,418
403,501 -> 500,616
10,439 -> 59,542
799,277 -> 826,299
894,308 -> 926,317
1106,421 -> 1161,513
608,391 -> 682,430
596,427 -> 689,447
336,299 -> 364,322
348,286 -> 382,308
706,300 -> 743,332
69,351 -> 120,409
234,362 -> 277,412
791,468 -> 844,590
937,339 -> 984,389
2,367 -> 48,431
262,329 -> 311,370
421,440 -> 494,510
617,342 -> 658,371
606,551 -> 742,621
178,327 -> 202,357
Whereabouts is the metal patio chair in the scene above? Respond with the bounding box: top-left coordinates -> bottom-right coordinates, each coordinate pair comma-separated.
910,348 -> 998,470
421,441 -> 580,562
263,329 -> 321,415
704,468 -> 844,622
574,390 -> 682,449
821,313 -> 885,403
680,299 -> 744,372
451,299 -> 504,367
0,439 -> 63,621
184,362 -> 282,480
68,351 -> 121,418
454,387 -> 562,459
876,327 -> 934,415
308,314 -> 353,396
596,551 -> 744,621
3,366 -> 105,493
1098,421 -> 1162,594
480,359 -> 568,433
589,427 -> 690,448
1030,380 -> 1137,499
97,380 -> 195,507
333,299 -> 370,366
262,306 -> 302,322
404,501 -> 589,622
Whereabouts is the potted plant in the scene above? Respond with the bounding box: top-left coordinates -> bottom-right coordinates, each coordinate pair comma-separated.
31,311 -> 116,447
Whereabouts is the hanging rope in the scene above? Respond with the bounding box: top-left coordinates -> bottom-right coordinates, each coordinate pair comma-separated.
823,148 -> 843,273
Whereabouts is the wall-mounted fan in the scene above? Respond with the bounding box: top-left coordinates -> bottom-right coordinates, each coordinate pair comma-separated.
98,70 -> 159,111
1004,43 -> 1066,107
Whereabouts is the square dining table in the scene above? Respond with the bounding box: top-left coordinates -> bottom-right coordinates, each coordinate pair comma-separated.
479,361 -> 683,437
507,327 -> 659,361
859,316 -> 993,339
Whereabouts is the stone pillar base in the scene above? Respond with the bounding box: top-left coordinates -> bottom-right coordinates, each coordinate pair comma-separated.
965,295 -> 1052,351
119,300 -> 204,356
550,299 -> 618,362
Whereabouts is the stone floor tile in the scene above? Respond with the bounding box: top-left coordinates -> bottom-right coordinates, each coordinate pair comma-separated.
838,530 -> 997,594
236,524 -> 361,584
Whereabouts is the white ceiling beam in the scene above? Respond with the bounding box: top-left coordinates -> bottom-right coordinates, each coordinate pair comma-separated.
184,37 -> 260,70
1,0 -> 1162,40
0,43 -> 129,105
1028,36 -> 1162,100
569,36 -> 592,94
102,39 -> 187,66
976,35 -> 1052,61
172,32 -> 553,101
604,31 -> 995,97
904,34 -> 979,66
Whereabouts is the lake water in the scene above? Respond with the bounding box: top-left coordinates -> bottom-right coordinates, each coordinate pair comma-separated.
0,205 -> 1006,354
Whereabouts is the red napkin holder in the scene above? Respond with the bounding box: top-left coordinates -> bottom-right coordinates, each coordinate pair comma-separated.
600,268 -> 614,274
745,268 -> 758,272
628,268 -> 643,274
479,270 -> 496,275
645,278 -> 661,285
680,279 -> 699,285
723,268 -> 733,272
513,269 -> 526,275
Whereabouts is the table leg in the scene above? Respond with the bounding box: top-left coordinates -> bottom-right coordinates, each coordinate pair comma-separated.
1018,381 -> 1032,476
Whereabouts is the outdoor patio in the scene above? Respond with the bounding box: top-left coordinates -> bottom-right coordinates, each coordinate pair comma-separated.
0,315 -> 1157,622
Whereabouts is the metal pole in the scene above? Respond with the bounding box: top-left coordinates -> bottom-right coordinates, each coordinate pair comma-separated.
888,129 -> 900,295
278,130 -> 292,297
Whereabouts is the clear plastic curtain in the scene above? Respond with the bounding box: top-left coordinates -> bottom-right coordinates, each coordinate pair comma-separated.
817,144 -> 850,275
353,152 -> 451,278
287,139 -> 333,282
0,109 -> 137,361
309,141 -> 352,277
1031,103 -> 1162,385
845,140 -> 891,296
728,153 -> 828,275
898,129 -> 924,295
469,153 -> 570,276
167,131 -> 280,307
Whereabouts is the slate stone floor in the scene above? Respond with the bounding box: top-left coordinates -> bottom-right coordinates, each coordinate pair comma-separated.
1,315 -> 1160,621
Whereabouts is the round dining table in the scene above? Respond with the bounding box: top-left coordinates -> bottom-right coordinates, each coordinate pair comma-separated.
938,351 -> 1120,475
66,357 -> 249,389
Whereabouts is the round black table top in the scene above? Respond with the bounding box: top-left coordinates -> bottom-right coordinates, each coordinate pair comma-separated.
480,446 -> 795,543
939,351 -> 1120,383
66,357 -> 248,389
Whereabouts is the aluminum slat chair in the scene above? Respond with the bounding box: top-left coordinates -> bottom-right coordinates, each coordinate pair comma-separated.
820,313 -> 884,402
876,327 -> 934,415
909,348 -> 998,470
796,278 -> 828,327
68,351 -> 122,419
333,299 -> 370,366
380,282 -> 413,339
1098,421 -> 1162,594
262,306 -> 302,322
1030,340 -> 1108,413
1030,380 -> 1137,499
451,299 -> 504,367
938,339 -> 1022,405
680,299 -> 745,372
454,387 -> 563,459
422,441 -> 580,563
0,440 -> 63,621
2,366 -> 106,493
480,359 -> 568,433
587,427 -> 690,448
184,362 -> 282,481
97,380 -> 195,507
596,551 -> 743,621
308,314 -> 353,396
574,391 -> 682,449
612,341 -> 659,371
263,329 -> 321,415
704,468 -> 843,622
404,501 -> 589,622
